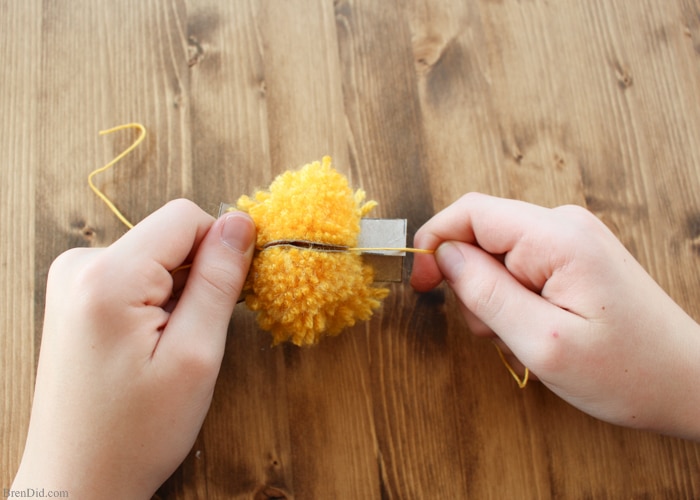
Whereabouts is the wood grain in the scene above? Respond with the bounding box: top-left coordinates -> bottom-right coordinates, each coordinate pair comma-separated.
3,0 -> 700,497
0,0 -> 40,489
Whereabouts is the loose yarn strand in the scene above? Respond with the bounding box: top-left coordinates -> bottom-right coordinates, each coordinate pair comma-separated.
89,124 -> 193,278
88,122 -> 147,229
493,341 -> 529,389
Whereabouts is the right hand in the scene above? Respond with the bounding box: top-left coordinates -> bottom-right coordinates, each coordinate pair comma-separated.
411,193 -> 700,440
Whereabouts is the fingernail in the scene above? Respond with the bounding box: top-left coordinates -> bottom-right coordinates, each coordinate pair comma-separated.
435,242 -> 465,282
220,213 -> 256,253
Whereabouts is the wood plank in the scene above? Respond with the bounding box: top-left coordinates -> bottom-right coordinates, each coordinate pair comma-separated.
3,0 -> 700,496
336,1 -> 475,497
260,0 -> 350,172
403,0 -> 700,496
156,1 -> 293,498
402,1 -> 570,495
186,0 -> 272,206
0,0 -> 41,488
252,1 -> 382,497
33,0 -> 194,330
32,2 -> 195,492
539,2 -> 700,494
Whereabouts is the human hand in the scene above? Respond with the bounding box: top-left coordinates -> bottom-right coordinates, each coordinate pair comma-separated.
411,193 -> 700,440
12,199 -> 256,498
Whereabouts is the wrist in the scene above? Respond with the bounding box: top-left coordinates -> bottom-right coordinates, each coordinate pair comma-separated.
12,454 -> 150,500
643,312 -> 700,441
674,324 -> 700,441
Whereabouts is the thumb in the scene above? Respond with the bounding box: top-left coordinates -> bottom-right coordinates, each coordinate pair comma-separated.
435,241 -> 572,359
161,212 -> 256,363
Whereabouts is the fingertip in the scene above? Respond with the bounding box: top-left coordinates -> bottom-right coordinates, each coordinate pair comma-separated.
220,212 -> 256,257
157,212 -> 256,365
410,252 -> 444,291
169,212 -> 255,324
409,227 -> 442,291
434,241 -> 466,284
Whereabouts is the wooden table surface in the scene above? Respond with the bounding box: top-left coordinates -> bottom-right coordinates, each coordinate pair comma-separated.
3,0 -> 700,497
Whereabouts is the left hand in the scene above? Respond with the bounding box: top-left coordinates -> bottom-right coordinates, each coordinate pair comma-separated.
12,199 -> 256,498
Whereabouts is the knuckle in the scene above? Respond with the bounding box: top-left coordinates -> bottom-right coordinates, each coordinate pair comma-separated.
527,338 -> 568,375
457,191 -> 486,207
552,204 -> 614,259
162,198 -> 209,225
526,320 -> 591,376
462,191 -> 485,201
165,197 -> 200,214
45,250 -> 119,329
197,262 -> 242,304
72,257 -> 118,313
48,247 -> 95,281
175,344 -> 222,379
468,275 -> 507,322
52,249 -> 106,295
555,204 -> 606,235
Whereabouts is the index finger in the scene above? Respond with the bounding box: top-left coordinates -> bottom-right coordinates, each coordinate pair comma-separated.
410,193 -> 560,291
415,193 -> 553,251
108,199 -> 214,271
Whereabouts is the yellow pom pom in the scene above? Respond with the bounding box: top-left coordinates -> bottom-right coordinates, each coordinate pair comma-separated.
237,157 -> 389,346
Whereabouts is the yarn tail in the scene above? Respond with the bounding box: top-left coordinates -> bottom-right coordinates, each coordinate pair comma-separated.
88,122 -> 147,229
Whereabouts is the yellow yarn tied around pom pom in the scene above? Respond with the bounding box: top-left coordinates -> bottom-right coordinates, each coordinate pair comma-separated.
88,125 -> 529,383
237,157 -> 389,346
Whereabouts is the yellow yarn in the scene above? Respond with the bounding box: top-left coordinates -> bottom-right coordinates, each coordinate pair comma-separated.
89,123 -> 146,229
89,125 -> 529,382
494,342 -> 529,389
237,157 -> 389,346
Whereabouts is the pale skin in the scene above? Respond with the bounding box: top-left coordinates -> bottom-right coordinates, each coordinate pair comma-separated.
12,199 -> 257,498
12,193 -> 700,496
411,192 -> 700,440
